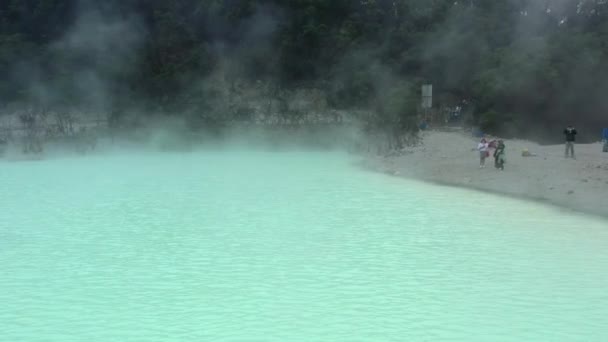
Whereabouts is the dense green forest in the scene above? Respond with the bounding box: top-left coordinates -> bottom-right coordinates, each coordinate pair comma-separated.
1,0 -> 607,142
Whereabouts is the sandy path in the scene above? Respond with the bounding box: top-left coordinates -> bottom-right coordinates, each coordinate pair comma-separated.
364,130 -> 608,218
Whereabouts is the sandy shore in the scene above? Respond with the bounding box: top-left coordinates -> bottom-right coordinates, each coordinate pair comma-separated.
363,129 -> 608,219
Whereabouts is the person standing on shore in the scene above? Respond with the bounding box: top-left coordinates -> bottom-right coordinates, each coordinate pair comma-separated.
494,140 -> 506,170
564,125 -> 577,159
477,138 -> 489,168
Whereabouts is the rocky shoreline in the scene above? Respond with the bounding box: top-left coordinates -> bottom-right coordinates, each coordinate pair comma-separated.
363,130 -> 608,219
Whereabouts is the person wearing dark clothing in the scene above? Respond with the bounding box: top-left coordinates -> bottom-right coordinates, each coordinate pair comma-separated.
564,125 -> 577,159
494,140 -> 506,170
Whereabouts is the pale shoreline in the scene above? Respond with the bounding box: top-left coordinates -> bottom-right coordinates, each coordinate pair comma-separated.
362,130 -> 608,219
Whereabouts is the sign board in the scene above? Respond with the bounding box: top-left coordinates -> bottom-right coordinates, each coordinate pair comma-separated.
421,84 -> 433,109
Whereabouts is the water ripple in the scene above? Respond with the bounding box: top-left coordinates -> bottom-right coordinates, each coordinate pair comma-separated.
1,151 -> 608,341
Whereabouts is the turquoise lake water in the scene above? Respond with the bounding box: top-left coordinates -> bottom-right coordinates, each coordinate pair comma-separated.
2,150 -> 608,341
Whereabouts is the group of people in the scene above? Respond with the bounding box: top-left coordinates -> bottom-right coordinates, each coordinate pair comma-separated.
477,138 -> 505,170
475,125 -> 579,170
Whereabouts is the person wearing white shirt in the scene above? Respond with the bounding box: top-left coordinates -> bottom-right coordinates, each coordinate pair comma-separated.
477,138 -> 489,168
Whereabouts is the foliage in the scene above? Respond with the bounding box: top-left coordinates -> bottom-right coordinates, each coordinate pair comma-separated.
1,0 -> 607,140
